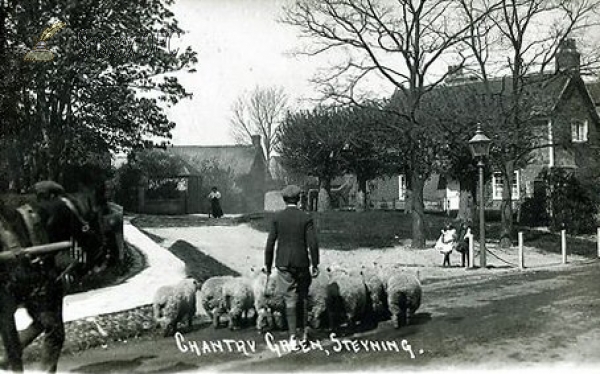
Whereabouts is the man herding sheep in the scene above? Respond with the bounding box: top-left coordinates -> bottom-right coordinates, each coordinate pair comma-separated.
264,185 -> 320,346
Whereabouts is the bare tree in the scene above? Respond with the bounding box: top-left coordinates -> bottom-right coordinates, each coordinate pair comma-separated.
460,0 -> 600,247
229,86 -> 288,170
282,0 -> 496,248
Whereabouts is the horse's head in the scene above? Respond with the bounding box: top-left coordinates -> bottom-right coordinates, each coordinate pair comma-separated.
62,187 -> 110,273
33,181 -> 110,276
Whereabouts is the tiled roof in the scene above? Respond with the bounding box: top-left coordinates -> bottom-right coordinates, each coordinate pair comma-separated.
393,72 -> 599,120
586,81 -> 600,105
443,73 -> 569,115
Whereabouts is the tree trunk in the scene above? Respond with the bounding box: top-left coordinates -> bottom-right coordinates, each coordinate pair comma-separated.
411,174 -> 426,248
317,178 -> 331,212
405,189 -> 413,215
355,176 -> 367,212
500,163 -> 514,248
456,187 -> 474,222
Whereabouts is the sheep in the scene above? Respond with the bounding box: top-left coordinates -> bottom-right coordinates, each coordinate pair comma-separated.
385,271 -> 422,329
360,267 -> 389,323
198,275 -> 235,328
250,268 -> 286,333
153,285 -> 175,328
307,270 -> 334,330
220,276 -> 255,330
153,278 -> 201,336
325,266 -> 369,332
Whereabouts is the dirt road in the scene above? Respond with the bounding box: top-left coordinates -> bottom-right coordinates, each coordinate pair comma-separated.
58,260 -> 600,373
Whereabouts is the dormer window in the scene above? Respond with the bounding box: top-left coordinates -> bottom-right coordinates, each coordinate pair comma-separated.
571,119 -> 588,143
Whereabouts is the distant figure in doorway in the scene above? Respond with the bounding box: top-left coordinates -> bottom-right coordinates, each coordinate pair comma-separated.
208,187 -> 223,218
435,222 -> 457,267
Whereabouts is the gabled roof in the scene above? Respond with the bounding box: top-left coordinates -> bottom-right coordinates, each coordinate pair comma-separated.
168,144 -> 262,178
396,71 -> 600,123
586,81 -> 600,106
441,72 -> 572,116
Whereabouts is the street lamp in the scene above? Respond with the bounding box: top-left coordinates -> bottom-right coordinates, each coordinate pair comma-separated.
468,124 -> 492,268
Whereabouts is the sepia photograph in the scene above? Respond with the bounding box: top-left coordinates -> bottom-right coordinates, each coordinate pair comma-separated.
1,0 -> 600,373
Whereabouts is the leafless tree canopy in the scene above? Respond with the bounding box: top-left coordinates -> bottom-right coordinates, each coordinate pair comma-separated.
283,0 -> 501,107
459,0 -> 600,246
229,86 -> 288,168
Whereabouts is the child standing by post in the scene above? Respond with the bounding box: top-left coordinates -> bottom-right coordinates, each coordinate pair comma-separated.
436,222 -> 457,267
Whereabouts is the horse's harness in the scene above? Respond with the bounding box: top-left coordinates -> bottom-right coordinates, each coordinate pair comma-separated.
1,195 -> 95,287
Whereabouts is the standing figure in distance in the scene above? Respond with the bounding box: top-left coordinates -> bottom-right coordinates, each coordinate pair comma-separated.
436,222 -> 457,267
207,186 -> 223,219
454,219 -> 473,267
264,185 -> 320,345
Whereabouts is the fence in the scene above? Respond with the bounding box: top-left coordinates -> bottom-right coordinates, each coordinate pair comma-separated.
464,227 -> 600,270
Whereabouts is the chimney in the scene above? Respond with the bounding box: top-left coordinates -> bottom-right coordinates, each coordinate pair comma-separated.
251,135 -> 261,148
556,38 -> 580,74
445,64 -> 471,85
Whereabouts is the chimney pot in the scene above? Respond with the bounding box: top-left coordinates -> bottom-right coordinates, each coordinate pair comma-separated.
556,38 -> 580,74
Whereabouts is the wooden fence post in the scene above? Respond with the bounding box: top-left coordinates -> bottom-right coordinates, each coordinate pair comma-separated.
518,231 -> 524,270
561,229 -> 567,264
467,231 -> 475,269
597,227 -> 600,259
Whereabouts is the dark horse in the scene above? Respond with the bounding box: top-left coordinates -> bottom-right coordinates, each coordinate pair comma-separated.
0,181 -> 108,373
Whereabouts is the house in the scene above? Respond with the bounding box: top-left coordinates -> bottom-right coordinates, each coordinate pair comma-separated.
168,135 -> 270,214
370,38 -> 600,213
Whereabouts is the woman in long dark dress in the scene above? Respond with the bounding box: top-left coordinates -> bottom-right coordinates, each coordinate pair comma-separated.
208,186 -> 223,218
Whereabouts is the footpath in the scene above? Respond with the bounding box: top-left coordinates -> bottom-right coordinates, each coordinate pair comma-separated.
15,222 -> 187,330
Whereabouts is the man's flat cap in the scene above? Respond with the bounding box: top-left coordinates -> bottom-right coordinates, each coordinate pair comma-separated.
34,180 -> 65,195
282,184 -> 302,199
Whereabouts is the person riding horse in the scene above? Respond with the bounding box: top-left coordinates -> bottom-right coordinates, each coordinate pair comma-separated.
0,180 -> 108,373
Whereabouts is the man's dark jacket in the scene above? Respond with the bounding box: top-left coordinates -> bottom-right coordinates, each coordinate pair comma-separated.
265,206 -> 319,272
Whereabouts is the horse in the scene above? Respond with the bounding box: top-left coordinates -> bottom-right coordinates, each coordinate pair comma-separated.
0,181 -> 109,373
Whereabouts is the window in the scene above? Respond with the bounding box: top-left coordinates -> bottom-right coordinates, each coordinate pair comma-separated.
492,171 -> 520,200
398,175 -> 407,201
571,120 -> 588,143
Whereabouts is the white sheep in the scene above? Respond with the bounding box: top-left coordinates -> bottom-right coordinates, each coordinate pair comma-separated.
220,276 -> 255,330
153,278 -> 201,336
250,268 -> 286,333
199,275 -> 235,328
307,270 -> 334,330
360,267 -> 389,323
326,267 -> 368,332
385,271 -> 422,329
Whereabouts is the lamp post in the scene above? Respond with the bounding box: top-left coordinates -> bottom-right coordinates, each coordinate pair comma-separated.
468,124 -> 492,268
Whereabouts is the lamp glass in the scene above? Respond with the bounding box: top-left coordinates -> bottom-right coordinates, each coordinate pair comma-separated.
468,127 -> 491,158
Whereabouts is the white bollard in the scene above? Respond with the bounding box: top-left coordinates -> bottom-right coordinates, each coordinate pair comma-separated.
561,229 -> 567,264
518,231 -> 524,270
467,231 -> 475,269
597,227 -> 600,259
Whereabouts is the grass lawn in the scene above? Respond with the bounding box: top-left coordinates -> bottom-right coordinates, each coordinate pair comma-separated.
245,210 -> 600,256
247,210 -> 453,250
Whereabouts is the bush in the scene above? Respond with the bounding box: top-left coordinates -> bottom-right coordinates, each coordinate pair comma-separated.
521,169 -> 598,234
519,194 -> 549,227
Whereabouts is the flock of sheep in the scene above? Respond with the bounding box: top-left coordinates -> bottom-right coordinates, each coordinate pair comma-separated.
152,264 -> 422,337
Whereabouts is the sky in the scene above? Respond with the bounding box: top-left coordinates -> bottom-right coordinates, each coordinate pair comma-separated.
164,0 -> 394,146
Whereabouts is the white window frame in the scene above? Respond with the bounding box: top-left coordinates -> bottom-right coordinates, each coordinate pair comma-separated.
492,170 -> 520,200
398,175 -> 407,201
571,119 -> 588,143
